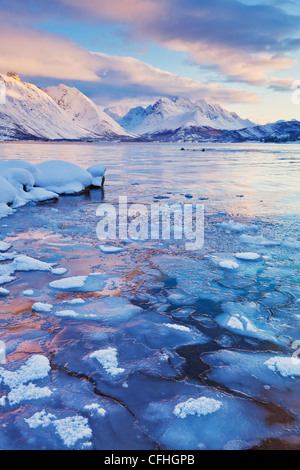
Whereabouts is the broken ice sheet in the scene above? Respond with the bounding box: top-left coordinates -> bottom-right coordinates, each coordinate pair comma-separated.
215,301 -> 289,345
203,350 -> 300,415
151,254 -> 239,302
110,374 -> 284,450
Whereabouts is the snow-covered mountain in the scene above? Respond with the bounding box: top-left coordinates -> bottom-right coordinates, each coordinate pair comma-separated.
121,97 -> 255,135
43,84 -> 134,139
142,120 -> 300,143
1,73 -> 298,143
225,119 -> 300,143
116,105 -> 152,131
0,74 -> 134,141
0,73 -> 93,140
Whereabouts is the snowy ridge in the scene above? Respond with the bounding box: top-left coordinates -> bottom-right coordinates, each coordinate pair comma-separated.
117,105 -> 152,131
1,73 -> 299,142
0,74 -> 134,141
0,73 -> 93,140
124,97 -> 255,135
43,84 -> 134,139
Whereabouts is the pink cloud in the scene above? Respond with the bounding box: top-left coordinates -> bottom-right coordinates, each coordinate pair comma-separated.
0,24 -> 259,105
0,27 -> 100,81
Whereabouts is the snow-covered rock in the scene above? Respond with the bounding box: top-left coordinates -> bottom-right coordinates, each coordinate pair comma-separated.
0,158 -> 105,219
86,164 -> 106,187
35,160 -> 93,194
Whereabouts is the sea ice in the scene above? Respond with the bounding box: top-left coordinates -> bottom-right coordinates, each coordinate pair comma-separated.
215,301 -> 282,343
0,241 -> 11,252
264,356 -> 300,378
49,272 -> 117,292
240,234 -> 279,246
235,252 -> 261,261
84,403 -> 107,417
0,355 -> 51,389
0,287 -> 9,296
8,383 -> 52,405
173,397 -> 222,418
89,347 -> 125,376
53,416 -> 92,448
32,302 -> 53,313
98,244 -> 125,253
218,220 -> 258,232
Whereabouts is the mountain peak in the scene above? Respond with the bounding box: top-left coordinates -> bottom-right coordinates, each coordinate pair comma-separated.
6,72 -> 21,82
122,96 -> 255,135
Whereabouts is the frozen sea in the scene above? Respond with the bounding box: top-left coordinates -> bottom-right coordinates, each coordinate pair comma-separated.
0,141 -> 299,450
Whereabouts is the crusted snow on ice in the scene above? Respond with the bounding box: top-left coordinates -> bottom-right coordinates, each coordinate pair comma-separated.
217,220 -> 258,233
55,309 -> 79,318
240,234 -> 279,246
25,410 -> 56,429
25,411 -> 92,448
0,355 -> 51,389
84,403 -> 107,417
219,260 -> 239,270
49,272 -> 116,293
0,287 -> 10,296
53,416 -> 92,448
0,241 -> 11,252
235,252 -> 261,261
163,323 -> 191,332
23,289 -> 35,296
174,397 -> 222,419
8,383 -> 52,405
98,244 -> 125,254
49,275 -> 87,290
90,347 -> 125,376
32,302 -> 53,313
61,298 -> 85,305
264,356 -> 300,378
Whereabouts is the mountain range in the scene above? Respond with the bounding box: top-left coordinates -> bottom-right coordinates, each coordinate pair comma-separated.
0,73 -> 299,143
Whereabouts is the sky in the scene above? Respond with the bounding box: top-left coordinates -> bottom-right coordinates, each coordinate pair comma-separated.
0,0 -> 300,123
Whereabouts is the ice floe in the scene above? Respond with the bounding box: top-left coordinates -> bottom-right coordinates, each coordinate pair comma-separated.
235,252 -> 261,260
49,272 -> 116,292
240,234 -> 279,246
217,220 -> 258,232
98,244 -> 125,254
215,301 -> 285,344
32,302 -> 53,313
0,241 -> 11,252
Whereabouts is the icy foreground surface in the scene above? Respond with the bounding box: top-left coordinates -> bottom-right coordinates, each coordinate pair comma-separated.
0,142 -> 299,450
0,159 -> 105,219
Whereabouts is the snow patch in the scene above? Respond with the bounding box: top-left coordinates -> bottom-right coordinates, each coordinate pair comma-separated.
174,397 -> 222,419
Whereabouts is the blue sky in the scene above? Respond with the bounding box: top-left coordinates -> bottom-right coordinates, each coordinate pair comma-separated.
0,0 -> 300,122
